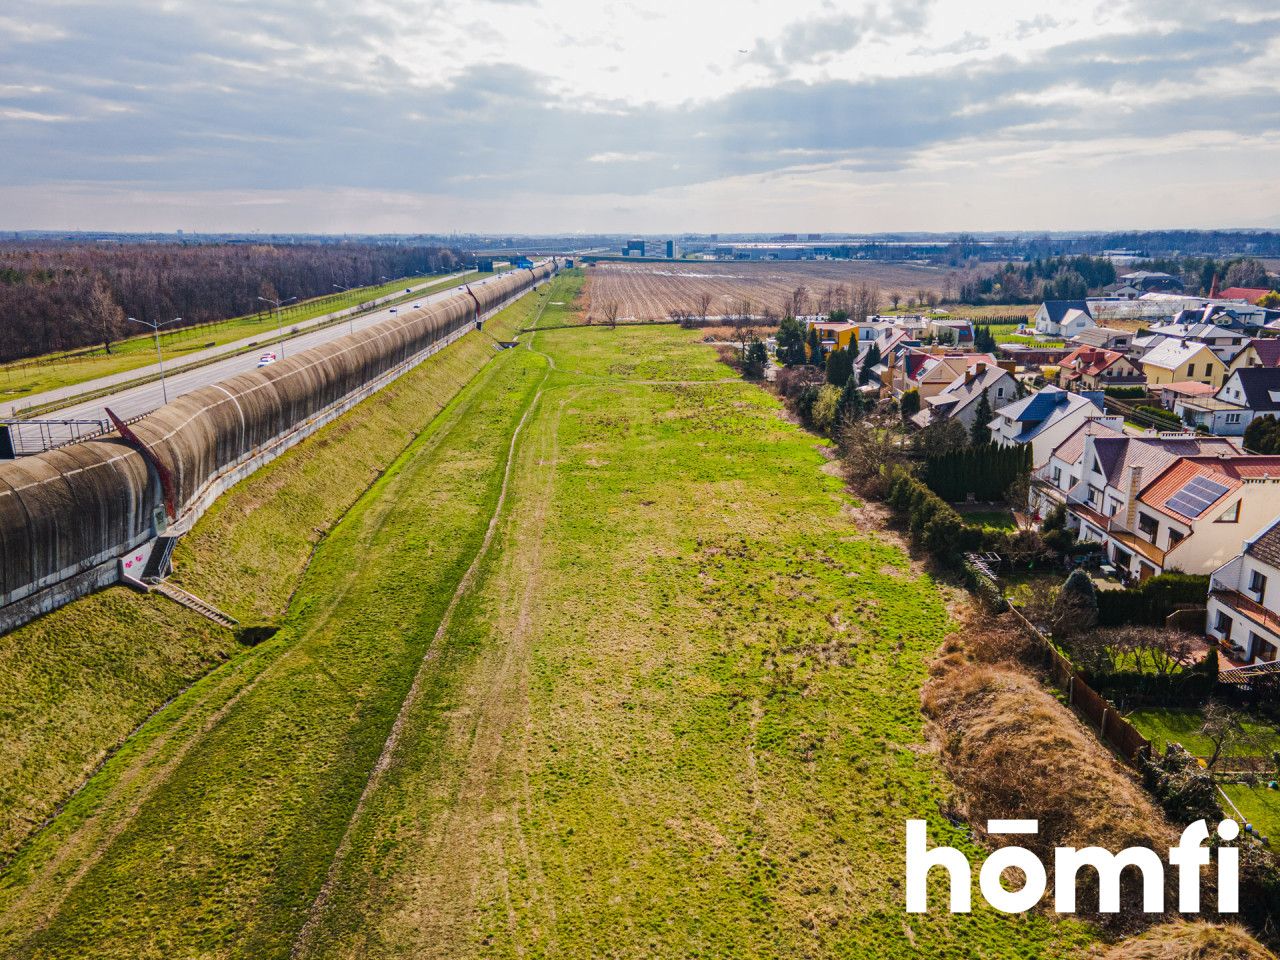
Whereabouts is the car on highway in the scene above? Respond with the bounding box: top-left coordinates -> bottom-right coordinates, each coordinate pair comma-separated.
256,352 -> 278,368
413,303 -> 421,309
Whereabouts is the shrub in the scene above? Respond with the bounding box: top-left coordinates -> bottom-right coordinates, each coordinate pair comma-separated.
1138,743 -> 1223,824
1096,573 -> 1211,627
809,384 -> 842,434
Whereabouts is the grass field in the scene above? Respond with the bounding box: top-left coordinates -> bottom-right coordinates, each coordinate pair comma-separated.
0,274 -> 575,865
0,271 -> 1092,957
0,269 -> 501,406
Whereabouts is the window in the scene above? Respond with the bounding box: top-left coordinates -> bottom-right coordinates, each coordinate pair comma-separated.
1187,364 -> 1195,377
996,386 -> 1005,399
1226,413 -> 1241,424
1052,466 -> 1062,485
1088,485 -> 1102,506
1216,501 -> 1240,523
1137,512 -> 1159,539
1249,569 -> 1268,599
1204,365 -> 1214,381
1215,610 -> 1232,636
1167,529 -> 1184,549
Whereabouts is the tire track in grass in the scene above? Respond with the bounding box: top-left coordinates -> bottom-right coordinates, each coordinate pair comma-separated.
291,350 -> 553,958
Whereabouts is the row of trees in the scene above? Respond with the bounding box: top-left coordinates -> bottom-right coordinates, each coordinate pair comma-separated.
0,241 -> 464,362
957,255 -> 1117,304
920,443 -> 1032,502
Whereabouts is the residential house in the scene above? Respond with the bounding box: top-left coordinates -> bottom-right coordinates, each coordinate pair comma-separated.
1158,381 -> 1217,410
911,362 -> 1016,433
1070,326 -> 1134,353
1038,434 -> 1274,580
1119,270 -> 1184,293
1056,346 -> 1144,392
1029,419 -> 1125,516
807,320 -> 856,350
894,350 -> 1000,400
928,318 -> 974,348
1139,338 -> 1226,388
1207,517 -> 1280,664
1227,338 -> 1280,376
1034,300 -> 1095,339
987,384 -> 1118,467
1177,367 -> 1280,436
1218,287 -> 1274,304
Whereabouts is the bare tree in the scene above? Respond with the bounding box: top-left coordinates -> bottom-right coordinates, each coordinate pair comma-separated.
789,286 -> 809,319
696,291 -> 713,322
889,292 -> 902,311
1199,702 -> 1260,770
602,300 -> 620,328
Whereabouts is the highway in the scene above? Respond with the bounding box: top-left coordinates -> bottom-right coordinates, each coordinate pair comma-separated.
4,268 -> 533,453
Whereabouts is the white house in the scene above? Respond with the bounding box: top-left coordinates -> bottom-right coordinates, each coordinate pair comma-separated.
1041,441 -> 1279,581
1207,517 -> 1280,665
987,385 -> 1118,467
1034,300 -> 1095,339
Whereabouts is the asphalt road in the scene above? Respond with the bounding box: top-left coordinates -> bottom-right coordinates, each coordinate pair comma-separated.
5,268 -> 534,453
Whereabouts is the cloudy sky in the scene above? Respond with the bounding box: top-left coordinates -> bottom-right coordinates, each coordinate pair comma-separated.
1,0 -> 1278,234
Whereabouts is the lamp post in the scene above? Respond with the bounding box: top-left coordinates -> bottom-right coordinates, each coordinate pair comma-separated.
257,295 -> 297,357
126,315 -> 179,405
334,284 -> 356,336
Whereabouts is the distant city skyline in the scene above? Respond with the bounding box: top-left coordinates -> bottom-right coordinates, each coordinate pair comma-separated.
1,0 -> 1278,233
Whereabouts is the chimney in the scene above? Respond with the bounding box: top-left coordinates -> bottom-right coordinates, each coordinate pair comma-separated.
1124,465 -> 1144,532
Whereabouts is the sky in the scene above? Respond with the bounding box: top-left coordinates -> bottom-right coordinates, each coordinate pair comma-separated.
0,0 -> 1278,234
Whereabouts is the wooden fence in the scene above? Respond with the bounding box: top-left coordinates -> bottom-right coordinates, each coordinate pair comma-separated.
1005,604 -> 1152,764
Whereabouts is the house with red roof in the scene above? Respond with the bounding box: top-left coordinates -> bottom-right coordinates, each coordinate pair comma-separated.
1107,454 -> 1280,580
1218,287 -> 1274,304
1055,346 -> 1143,392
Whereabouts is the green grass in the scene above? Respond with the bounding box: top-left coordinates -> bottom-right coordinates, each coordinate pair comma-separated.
0,272 -> 579,866
1126,708 -> 1280,757
956,508 -> 1016,530
1221,783 -> 1280,841
0,340 -> 551,958
1,286 -> 1092,957
0,269 -> 504,405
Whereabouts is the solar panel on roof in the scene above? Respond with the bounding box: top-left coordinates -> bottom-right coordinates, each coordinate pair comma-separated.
1165,475 -> 1230,518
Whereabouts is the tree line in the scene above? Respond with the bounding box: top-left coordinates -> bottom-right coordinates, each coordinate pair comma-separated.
0,241 -> 465,362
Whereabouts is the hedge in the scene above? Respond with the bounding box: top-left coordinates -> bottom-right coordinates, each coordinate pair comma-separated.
1096,572 -> 1210,626
1104,385 -> 1147,399
920,442 -> 1032,502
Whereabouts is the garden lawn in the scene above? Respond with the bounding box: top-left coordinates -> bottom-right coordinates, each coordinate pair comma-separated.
1126,708 -> 1280,757
1221,783 -> 1280,842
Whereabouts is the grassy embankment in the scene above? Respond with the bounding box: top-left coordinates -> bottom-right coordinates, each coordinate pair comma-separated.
0,271 -> 580,863
0,268 -> 505,405
4,273 -> 1092,957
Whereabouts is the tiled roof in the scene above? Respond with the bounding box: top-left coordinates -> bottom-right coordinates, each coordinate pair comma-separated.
1060,346 -> 1128,378
1140,338 -> 1212,371
1230,368 -> 1280,412
1041,300 -> 1092,324
1246,516 -> 1280,568
1045,418 -> 1124,465
1248,339 -> 1280,368
1085,435 -> 1240,489
1219,287 -> 1273,302
1159,381 -> 1217,397
1141,455 -> 1280,522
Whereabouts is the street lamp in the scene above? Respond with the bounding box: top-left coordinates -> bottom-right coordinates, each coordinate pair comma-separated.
126,315 -> 180,405
334,284 -> 357,336
257,295 -> 298,357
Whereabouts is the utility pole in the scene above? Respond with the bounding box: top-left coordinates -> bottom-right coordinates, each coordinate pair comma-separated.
257,295 -> 298,357
127,315 -> 180,405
